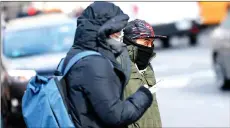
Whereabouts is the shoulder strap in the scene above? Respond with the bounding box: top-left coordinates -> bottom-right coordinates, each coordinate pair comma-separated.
57,58 -> 65,73
55,50 -> 101,123
63,51 -> 101,76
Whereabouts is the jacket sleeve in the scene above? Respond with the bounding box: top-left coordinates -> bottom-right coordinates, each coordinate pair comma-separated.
80,56 -> 153,127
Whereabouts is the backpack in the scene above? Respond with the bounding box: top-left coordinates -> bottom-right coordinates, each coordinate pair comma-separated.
22,50 -> 101,128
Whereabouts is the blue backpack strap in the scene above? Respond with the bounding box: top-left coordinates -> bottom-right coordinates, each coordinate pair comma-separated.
63,51 -> 101,76
57,58 -> 65,72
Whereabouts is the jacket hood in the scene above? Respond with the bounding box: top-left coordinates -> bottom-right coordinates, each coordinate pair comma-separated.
72,2 -> 129,61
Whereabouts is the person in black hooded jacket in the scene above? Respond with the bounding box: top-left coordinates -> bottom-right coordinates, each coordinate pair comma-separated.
63,2 -> 153,128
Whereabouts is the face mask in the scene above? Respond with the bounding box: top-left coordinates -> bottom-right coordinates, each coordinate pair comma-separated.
105,30 -> 126,56
127,45 -> 156,70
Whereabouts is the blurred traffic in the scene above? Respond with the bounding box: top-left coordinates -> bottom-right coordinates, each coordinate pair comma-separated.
1,2 -> 230,128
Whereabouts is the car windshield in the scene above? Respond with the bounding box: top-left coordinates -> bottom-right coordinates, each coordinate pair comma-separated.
3,23 -> 76,58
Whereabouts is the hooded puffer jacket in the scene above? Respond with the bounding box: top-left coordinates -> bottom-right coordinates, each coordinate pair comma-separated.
63,2 -> 153,128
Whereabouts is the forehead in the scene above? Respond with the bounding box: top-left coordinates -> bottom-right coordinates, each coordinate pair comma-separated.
145,38 -> 154,41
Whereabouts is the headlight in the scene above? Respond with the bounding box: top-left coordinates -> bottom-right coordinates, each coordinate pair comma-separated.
7,69 -> 36,82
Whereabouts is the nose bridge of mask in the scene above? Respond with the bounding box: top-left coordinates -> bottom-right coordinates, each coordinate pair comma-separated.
120,30 -> 124,42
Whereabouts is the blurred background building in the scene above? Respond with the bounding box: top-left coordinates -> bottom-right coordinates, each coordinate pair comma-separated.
1,2 -> 30,21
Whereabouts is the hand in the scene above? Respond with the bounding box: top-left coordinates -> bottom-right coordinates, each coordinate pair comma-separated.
143,84 -> 158,94
143,79 -> 165,94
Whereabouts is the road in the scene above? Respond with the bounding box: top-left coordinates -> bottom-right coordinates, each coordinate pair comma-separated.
151,31 -> 230,127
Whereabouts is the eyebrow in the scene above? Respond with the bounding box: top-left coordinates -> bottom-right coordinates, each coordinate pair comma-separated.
144,39 -> 152,41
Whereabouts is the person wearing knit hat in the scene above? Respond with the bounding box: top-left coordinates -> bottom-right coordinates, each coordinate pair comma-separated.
117,19 -> 166,128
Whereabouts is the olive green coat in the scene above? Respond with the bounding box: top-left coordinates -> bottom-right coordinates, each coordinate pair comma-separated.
124,63 -> 162,128
117,48 -> 162,128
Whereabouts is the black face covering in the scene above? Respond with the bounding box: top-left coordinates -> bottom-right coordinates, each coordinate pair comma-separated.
136,46 -> 155,70
127,44 -> 156,70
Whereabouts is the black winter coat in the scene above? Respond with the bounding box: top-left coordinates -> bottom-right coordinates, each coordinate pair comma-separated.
63,2 -> 153,128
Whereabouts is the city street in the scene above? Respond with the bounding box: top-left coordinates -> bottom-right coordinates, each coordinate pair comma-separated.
152,30 -> 230,127
2,1 -> 230,128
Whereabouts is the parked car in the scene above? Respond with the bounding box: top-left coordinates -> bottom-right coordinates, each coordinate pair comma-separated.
211,9 -> 230,88
1,13 -> 76,127
1,61 -> 12,128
